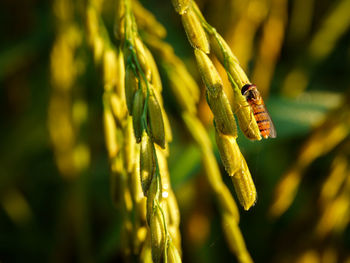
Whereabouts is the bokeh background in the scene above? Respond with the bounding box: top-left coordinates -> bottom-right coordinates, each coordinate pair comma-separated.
1,0 -> 350,262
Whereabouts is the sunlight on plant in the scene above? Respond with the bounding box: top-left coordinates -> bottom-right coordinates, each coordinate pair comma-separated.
1,0 -> 350,262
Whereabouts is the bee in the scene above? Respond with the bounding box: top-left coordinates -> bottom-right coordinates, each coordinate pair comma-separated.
241,84 -> 276,139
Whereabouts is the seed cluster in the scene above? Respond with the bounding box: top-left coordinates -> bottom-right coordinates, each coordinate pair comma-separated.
86,0 -> 181,262
171,0 -> 260,211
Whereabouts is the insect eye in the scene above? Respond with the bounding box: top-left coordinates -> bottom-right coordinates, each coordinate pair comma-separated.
241,84 -> 252,96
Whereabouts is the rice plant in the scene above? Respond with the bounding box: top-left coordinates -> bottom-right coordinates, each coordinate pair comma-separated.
1,0 -> 350,262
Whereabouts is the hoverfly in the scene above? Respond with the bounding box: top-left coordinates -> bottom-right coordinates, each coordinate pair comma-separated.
241,84 -> 276,139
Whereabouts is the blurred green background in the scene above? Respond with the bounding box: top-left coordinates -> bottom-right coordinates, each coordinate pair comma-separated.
1,0 -> 350,262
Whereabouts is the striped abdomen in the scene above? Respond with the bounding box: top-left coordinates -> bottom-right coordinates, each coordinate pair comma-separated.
250,103 -> 271,139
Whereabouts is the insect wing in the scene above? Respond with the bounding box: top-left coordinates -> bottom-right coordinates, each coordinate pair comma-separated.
265,107 -> 277,138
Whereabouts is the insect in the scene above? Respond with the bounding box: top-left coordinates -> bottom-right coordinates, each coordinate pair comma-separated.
241,84 -> 276,139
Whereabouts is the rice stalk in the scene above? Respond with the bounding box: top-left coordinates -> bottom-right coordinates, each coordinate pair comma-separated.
109,0 -> 182,261
172,0 -> 260,210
